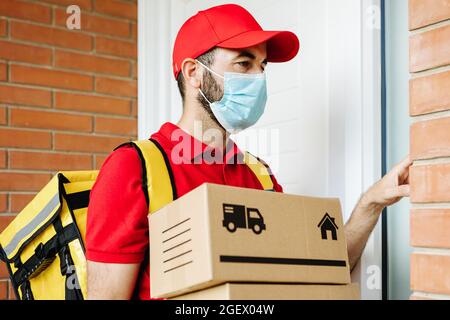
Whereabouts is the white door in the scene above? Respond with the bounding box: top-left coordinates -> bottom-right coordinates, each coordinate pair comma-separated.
139,0 -> 383,300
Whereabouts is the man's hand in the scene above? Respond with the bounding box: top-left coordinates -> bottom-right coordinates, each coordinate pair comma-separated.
361,156 -> 413,212
345,156 -> 413,270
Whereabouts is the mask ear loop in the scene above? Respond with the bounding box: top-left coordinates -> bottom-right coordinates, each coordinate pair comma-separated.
198,88 -> 212,105
195,59 -> 224,79
196,59 -> 224,105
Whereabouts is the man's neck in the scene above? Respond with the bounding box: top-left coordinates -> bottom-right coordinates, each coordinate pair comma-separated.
177,105 -> 229,150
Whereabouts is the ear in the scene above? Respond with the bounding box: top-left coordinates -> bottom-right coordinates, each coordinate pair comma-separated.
181,58 -> 202,89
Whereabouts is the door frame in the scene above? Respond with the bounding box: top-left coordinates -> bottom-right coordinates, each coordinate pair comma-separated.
138,0 -> 384,300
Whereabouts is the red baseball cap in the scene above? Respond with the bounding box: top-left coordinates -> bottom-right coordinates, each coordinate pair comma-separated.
172,4 -> 300,80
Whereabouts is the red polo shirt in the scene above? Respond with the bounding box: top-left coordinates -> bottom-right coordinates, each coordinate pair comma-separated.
86,122 -> 283,299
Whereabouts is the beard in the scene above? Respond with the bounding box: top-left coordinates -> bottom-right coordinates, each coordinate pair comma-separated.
197,70 -> 224,129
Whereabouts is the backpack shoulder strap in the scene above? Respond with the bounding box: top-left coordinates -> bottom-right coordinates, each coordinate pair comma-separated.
115,139 -> 176,299
243,152 -> 275,191
115,139 -> 177,214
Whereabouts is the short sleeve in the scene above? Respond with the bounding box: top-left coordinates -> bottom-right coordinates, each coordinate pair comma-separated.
86,145 -> 149,264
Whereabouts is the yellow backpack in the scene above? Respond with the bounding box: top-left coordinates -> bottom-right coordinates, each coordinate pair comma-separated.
0,139 -> 274,300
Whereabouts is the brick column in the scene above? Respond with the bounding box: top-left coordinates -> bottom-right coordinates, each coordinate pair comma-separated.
408,0 -> 450,300
0,0 -> 137,300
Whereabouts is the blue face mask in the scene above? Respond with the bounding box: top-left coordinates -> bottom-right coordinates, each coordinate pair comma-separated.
196,60 -> 268,134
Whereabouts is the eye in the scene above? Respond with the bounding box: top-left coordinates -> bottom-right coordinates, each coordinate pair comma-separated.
236,61 -> 250,68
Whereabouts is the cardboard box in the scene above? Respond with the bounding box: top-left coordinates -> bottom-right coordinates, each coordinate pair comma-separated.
172,283 -> 360,300
149,183 -> 350,299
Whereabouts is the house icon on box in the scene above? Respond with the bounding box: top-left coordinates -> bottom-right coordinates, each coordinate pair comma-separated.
317,213 -> 338,240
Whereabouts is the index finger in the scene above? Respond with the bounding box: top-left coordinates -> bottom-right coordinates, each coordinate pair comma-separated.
394,155 -> 413,174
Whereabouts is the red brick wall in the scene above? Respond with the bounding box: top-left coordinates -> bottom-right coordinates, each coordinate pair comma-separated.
0,0 -> 137,299
408,0 -> 450,300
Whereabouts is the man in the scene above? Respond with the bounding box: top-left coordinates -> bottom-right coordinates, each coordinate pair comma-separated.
86,4 -> 412,300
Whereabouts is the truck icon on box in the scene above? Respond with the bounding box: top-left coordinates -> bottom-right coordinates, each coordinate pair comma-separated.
222,204 -> 266,235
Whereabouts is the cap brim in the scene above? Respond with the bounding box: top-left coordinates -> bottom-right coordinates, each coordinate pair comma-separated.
217,30 -> 300,63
